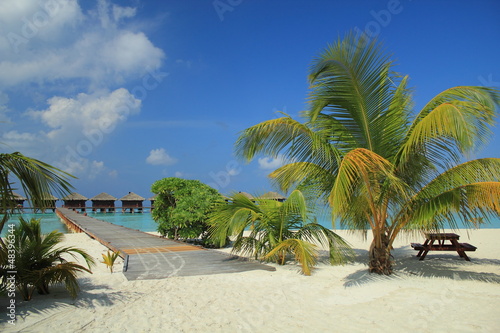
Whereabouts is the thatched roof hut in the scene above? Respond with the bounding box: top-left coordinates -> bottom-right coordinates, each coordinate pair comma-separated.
120,192 -> 145,201
148,194 -> 158,206
120,192 -> 145,211
62,192 -> 88,208
90,192 -> 117,211
259,191 -> 287,202
12,192 -> 27,206
91,192 -> 117,201
238,192 -> 255,200
33,193 -> 58,212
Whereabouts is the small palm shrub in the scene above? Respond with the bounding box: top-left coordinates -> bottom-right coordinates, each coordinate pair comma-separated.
208,190 -> 353,275
1,217 -> 95,300
101,250 -> 120,273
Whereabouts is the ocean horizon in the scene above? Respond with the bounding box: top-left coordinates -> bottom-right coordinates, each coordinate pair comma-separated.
2,210 -> 500,237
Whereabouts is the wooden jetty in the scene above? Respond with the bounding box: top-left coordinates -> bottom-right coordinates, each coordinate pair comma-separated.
56,208 -> 275,280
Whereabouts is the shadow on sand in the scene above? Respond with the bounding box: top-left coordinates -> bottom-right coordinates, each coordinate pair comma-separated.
341,245 -> 500,288
0,278 -> 139,327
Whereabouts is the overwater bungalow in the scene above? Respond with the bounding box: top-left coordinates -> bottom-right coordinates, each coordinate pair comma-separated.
13,192 -> 27,209
148,194 -> 158,210
90,192 -> 117,212
34,193 -> 58,213
1,192 -> 27,212
120,192 -> 145,213
259,191 -> 287,202
238,191 -> 255,201
62,192 -> 88,212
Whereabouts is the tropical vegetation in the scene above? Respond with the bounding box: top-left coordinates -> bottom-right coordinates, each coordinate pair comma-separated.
235,32 -> 500,274
102,250 -> 120,273
0,151 -> 74,233
2,217 -> 94,300
208,190 -> 353,275
151,177 -> 223,241
1,151 -> 75,294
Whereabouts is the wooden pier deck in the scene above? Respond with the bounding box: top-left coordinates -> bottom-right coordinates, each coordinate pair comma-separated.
56,208 -> 275,280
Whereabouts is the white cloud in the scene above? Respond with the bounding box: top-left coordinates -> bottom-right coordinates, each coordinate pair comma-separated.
28,88 -> 141,140
0,0 -> 84,54
112,4 -> 137,22
146,148 -> 178,166
1,88 -> 141,177
88,160 -> 105,179
258,155 -> 287,170
0,0 -> 167,182
1,130 -> 39,152
0,92 -> 12,122
2,130 -> 37,142
0,0 -> 165,89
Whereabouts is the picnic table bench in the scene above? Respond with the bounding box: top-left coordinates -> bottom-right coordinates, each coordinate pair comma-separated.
411,233 -> 477,261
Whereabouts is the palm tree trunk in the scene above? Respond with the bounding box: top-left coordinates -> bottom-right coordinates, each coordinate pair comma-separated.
368,232 -> 393,275
36,281 -> 50,295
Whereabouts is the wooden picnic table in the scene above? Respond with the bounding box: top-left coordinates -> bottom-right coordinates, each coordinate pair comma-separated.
411,233 -> 477,261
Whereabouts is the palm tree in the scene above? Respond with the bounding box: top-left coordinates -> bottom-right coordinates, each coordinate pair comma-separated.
0,152 -> 75,232
235,32 -> 500,274
0,151 -> 75,293
208,190 -> 353,275
5,217 -> 95,301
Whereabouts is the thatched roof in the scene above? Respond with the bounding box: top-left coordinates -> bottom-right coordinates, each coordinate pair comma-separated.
120,192 -> 145,201
41,193 -> 58,200
90,192 -> 117,201
12,192 -> 27,200
238,192 -> 254,200
259,191 -> 286,201
62,192 -> 88,201
148,194 -> 158,201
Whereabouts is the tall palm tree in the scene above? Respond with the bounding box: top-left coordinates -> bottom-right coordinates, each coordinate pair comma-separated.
208,190 -> 353,275
5,217 -> 95,300
235,32 -> 500,274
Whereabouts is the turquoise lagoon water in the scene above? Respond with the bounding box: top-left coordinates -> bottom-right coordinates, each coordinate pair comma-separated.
2,211 -> 500,237
1,211 -> 159,236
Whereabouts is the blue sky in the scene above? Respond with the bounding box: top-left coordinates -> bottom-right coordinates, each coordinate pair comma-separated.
1,0 -> 499,200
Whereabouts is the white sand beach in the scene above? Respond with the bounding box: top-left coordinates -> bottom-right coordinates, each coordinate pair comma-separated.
2,229 -> 500,332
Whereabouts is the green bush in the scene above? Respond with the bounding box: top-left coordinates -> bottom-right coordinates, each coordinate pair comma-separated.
151,178 -> 223,244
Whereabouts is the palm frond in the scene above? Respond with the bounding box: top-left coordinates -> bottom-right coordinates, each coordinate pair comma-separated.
31,262 -> 92,298
264,239 -> 318,276
295,223 -> 355,264
402,182 -> 500,232
5,217 -> 93,300
307,32 -> 397,153
400,87 -> 500,168
269,162 -> 336,198
329,148 -> 399,216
